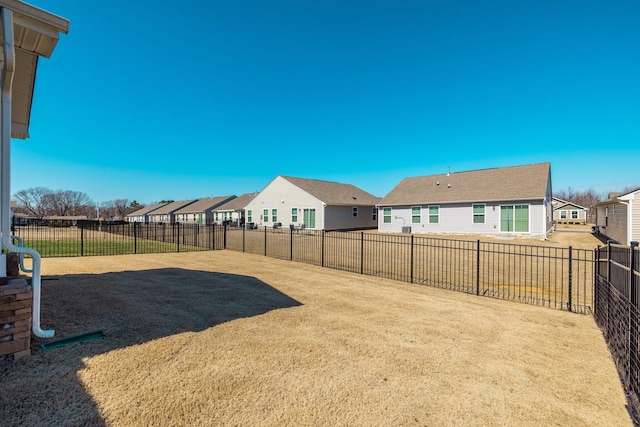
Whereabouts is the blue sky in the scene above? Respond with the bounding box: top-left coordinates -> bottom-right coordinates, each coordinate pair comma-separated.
14,0 -> 640,205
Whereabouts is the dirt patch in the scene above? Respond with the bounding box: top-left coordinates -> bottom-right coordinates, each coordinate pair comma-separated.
0,251 -> 631,426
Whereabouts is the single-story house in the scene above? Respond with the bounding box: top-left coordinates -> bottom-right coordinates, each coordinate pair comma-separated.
245,176 -> 380,231
552,197 -> 588,224
378,162 -> 553,238
127,202 -> 169,223
173,196 -> 236,224
212,192 -> 258,226
595,188 -> 640,245
146,200 -> 198,223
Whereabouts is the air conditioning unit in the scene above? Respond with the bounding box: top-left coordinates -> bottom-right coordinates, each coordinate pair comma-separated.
401,226 -> 411,234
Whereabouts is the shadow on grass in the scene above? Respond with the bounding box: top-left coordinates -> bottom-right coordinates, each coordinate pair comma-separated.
1,268 -> 302,426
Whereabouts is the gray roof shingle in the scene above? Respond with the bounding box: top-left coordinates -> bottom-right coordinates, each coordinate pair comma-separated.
174,196 -> 236,214
380,162 -> 551,206
281,176 -> 380,206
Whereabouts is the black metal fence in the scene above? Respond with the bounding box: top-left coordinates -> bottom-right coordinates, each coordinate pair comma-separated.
11,221 -> 224,257
11,221 -> 594,313
228,227 -> 593,313
594,242 -> 640,422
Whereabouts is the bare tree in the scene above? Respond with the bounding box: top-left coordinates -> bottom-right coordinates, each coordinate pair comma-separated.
99,199 -> 129,220
555,187 -> 605,224
13,187 -> 53,219
52,190 -> 94,217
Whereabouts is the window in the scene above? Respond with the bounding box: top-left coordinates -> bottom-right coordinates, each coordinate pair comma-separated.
473,204 -> 485,224
383,207 -> 391,223
291,208 -> 298,222
272,209 -> 278,223
263,209 -> 269,223
372,208 -> 377,221
571,210 -> 579,219
303,208 -> 316,228
352,207 -> 358,217
428,206 -> 439,224
500,205 -> 529,232
215,212 -> 219,221
560,210 -> 567,219
411,206 -> 421,224
247,210 -> 252,222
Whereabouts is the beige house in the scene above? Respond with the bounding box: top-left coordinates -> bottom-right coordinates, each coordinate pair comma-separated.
174,196 -> 236,224
378,162 -> 554,238
552,197 -> 588,224
245,176 -> 379,231
595,188 -> 640,245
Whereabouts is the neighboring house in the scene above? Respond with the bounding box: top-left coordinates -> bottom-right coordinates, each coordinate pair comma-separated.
552,197 -> 588,224
174,196 -> 236,224
595,188 -> 640,245
378,162 -> 553,238
147,200 -> 198,223
245,176 -> 380,231
212,192 -> 259,226
127,202 -> 169,223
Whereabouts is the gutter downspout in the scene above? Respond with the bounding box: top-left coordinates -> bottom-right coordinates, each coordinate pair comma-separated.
1,7 -> 53,338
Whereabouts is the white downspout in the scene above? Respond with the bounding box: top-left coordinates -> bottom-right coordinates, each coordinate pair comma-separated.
1,7 -> 53,338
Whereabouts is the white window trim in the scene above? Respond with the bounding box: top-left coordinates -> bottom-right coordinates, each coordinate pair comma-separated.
472,203 -> 486,224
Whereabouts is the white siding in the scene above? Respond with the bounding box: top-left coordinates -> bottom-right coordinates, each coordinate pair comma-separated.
379,200 -> 547,237
324,205 -> 377,230
632,199 -> 640,243
245,176 -> 324,229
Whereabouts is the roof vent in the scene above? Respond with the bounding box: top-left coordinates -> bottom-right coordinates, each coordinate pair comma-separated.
436,181 -> 440,186
447,166 -> 450,176
447,183 -> 451,188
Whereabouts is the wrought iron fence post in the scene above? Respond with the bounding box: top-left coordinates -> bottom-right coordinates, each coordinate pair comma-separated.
133,221 -> 137,254
80,221 -> 84,256
264,226 -> 267,256
290,227 -> 293,261
360,232 -> 364,275
567,246 -> 573,312
321,230 -> 325,267
242,225 -> 245,253
223,223 -> 227,250
607,241 -> 612,284
476,240 -> 480,296
632,242 -> 639,307
593,247 -> 599,318
410,235 -> 414,284
177,222 -> 180,253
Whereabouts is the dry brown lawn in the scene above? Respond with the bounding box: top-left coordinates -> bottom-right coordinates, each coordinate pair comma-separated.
0,250 -> 631,426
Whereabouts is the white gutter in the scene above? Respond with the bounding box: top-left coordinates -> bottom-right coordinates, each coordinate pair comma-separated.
1,7 -> 53,338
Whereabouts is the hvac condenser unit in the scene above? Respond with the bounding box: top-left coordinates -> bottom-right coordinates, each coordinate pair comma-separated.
401,226 -> 411,234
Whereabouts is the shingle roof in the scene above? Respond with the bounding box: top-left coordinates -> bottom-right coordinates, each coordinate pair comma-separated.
150,200 -> 198,215
281,176 -> 380,206
127,202 -> 169,217
380,162 -> 551,206
173,196 -> 236,214
214,193 -> 259,211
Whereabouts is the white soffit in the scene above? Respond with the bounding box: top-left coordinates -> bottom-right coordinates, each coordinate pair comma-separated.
0,0 -> 69,139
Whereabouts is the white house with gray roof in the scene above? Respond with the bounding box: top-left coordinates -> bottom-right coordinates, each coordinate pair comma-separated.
174,196 -> 236,224
245,176 -> 380,231
146,200 -> 198,224
126,202 -> 169,223
212,192 -> 258,226
378,162 -> 553,238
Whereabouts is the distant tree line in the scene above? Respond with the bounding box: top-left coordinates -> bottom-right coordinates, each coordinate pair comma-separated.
13,187 -> 144,220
